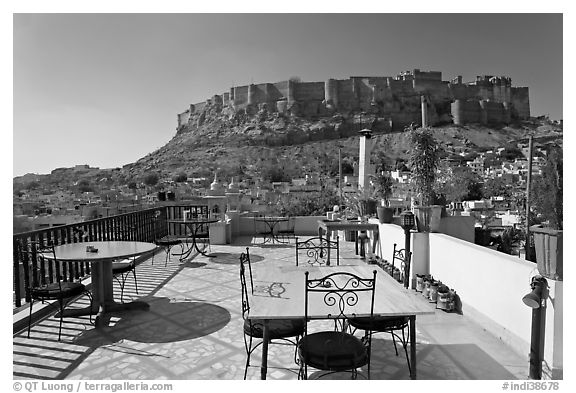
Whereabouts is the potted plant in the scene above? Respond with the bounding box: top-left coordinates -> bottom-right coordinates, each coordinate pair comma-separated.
415,273 -> 425,292
371,172 -> 394,223
437,284 -> 457,312
421,274 -> 433,298
428,279 -> 440,302
408,125 -> 442,232
343,188 -> 378,221
530,146 -> 563,281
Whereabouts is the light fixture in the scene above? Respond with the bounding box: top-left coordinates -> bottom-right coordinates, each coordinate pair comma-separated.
522,275 -> 547,309
400,211 -> 415,230
522,275 -> 548,380
399,211 -> 415,288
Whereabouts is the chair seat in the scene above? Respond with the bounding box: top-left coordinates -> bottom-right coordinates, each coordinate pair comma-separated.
244,318 -> 305,339
348,316 -> 409,331
112,261 -> 134,274
155,236 -> 182,246
31,282 -> 86,300
298,331 -> 368,371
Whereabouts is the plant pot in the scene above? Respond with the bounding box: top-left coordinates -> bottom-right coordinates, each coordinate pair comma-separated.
415,274 -> 424,292
437,291 -> 450,310
531,225 -> 563,281
361,199 -> 378,216
422,281 -> 431,298
414,205 -> 442,232
393,268 -> 401,282
377,206 -> 394,224
429,281 -> 439,302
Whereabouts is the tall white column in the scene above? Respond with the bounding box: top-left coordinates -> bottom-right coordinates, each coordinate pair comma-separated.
358,129 -> 373,190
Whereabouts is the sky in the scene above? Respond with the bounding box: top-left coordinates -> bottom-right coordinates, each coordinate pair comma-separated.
10,8 -> 565,177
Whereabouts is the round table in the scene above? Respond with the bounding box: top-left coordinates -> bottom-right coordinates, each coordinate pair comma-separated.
43,241 -> 156,327
168,219 -> 218,258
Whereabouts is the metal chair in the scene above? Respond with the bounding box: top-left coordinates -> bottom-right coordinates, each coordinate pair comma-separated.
22,242 -> 93,341
348,315 -> 412,375
112,258 -> 138,303
240,248 -> 304,379
298,270 -> 377,380
348,244 -> 413,374
295,236 -> 339,266
151,215 -> 184,266
391,243 -> 409,278
277,216 -> 296,242
112,225 -> 139,302
252,213 -> 267,244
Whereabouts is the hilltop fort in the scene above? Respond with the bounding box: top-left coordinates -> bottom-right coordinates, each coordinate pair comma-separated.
177,69 -> 530,132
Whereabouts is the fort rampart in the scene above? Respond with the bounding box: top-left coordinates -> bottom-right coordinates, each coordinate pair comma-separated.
177,69 -> 530,131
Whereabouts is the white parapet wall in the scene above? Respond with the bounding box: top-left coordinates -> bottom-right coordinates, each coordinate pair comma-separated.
377,222 -> 563,378
232,214 -> 327,237
428,233 -> 562,378
376,222 -> 408,261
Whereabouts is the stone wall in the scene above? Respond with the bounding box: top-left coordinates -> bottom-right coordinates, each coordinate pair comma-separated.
177,69 -> 531,129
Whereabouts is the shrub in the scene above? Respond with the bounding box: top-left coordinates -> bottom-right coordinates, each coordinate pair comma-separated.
408,126 -> 441,206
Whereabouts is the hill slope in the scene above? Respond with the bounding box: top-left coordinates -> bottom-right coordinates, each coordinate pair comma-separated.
121,105 -> 562,182
14,107 -> 563,188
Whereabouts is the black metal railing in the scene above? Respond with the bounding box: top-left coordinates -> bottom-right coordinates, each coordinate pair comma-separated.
13,204 -> 208,309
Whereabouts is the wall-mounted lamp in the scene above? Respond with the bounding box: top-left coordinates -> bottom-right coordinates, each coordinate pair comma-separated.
399,211 -> 415,289
522,275 -> 548,380
523,275 -> 547,308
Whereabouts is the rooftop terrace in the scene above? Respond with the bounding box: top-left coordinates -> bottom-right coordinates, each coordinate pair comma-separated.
14,235 -> 529,380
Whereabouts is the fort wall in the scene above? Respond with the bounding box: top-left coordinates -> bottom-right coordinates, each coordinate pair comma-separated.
177,69 -> 531,130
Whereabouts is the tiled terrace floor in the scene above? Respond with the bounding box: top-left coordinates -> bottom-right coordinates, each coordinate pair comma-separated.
13,236 -> 528,380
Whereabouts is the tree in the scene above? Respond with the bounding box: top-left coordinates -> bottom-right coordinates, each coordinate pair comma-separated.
532,146 -> 563,229
370,172 -> 393,204
143,173 -> 160,187
373,149 -> 392,173
25,181 -> 40,190
77,179 -> 93,193
275,189 -> 339,216
173,172 -> 188,183
408,126 -> 441,206
500,146 -> 524,161
436,163 -> 483,203
484,177 -> 511,199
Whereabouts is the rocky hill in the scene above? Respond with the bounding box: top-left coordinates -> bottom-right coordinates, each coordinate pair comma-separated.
121,103 -> 562,181
14,105 -> 563,189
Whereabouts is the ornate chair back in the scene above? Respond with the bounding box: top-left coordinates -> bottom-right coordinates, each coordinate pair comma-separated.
304,270 -> 376,332
295,236 -> 339,266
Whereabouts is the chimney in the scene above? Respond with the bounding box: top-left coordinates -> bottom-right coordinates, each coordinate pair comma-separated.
358,129 -> 374,190
421,95 -> 429,127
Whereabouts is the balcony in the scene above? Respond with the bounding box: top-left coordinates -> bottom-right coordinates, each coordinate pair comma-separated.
12,206 -> 562,380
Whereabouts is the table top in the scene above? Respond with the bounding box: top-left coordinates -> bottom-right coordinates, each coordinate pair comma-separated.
248,265 -> 434,320
44,241 -> 157,262
318,219 -> 379,231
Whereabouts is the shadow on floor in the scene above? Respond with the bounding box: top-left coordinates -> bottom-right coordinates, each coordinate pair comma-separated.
209,252 -> 264,265
180,261 -> 207,268
368,337 -> 520,380
73,297 -> 231,347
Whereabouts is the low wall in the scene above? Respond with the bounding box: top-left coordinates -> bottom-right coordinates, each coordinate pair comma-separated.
294,216 -> 325,235
429,234 -> 535,355
233,214 -> 325,236
437,215 -> 475,243
376,224 -> 563,378
429,234 -> 562,378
